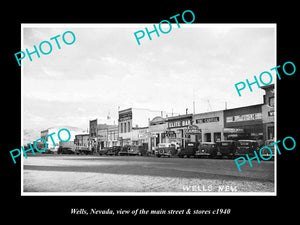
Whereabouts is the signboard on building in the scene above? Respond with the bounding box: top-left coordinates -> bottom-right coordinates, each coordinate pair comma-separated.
165,130 -> 176,137
118,110 -> 132,122
226,113 -> 262,123
223,128 -> 244,133
196,116 -> 219,124
185,125 -> 201,134
168,119 -> 191,128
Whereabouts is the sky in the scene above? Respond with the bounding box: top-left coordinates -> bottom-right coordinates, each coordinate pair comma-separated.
22,24 -> 276,131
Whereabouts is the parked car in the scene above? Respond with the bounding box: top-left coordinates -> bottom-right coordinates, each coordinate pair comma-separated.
236,140 -> 261,157
57,147 -> 75,154
261,139 -> 275,160
119,145 -> 141,156
118,145 -> 130,156
155,143 -> 176,158
138,145 -> 148,156
178,142 -> 198,158
129,145 -> 142,156
75,146 -> 92,155
106,146 -> 122,156
98,147 -> 110,156
195,142 -> 218,158
216,140 -> 237,158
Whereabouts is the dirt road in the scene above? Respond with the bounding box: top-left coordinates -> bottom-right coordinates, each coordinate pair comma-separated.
23,155 -> 274,194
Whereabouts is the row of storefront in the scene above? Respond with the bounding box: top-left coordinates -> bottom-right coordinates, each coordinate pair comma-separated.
76,84 -> 274,152
147,102 -> 272,151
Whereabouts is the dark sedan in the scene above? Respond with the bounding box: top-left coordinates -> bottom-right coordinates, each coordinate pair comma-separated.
119,145 -> 141,156
236,140 -> 261,157
98,147 -> 110,156
216,140 -> 237,159
195,142 -> 218,158
106,146 -> 122,156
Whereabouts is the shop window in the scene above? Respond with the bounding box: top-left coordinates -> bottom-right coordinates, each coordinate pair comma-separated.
128,121 -> 131,132
204,133 -> 211,142
213,132 -> 221,142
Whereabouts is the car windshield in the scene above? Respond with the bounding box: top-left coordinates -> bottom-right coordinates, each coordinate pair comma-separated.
221,142 -> 229,146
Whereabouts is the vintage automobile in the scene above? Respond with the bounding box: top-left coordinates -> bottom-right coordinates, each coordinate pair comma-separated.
119,145 -> 141,156
118,145 -> 130,156
98,147 -> 110,156
216,140 -> 237,158
178,142 -> 198,158
137,145 -> 148,156
127,145 -> 141,156
57,146 -> 75,154
195,142 -> 218,158
236,140 -> 261,157
260,139 -> 275,160
75,146 -> 92,155
106,146 -> 122,156
155,143 -> 175,158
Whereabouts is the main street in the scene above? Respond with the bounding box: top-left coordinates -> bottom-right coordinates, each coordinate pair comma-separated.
23,155 -> 274,193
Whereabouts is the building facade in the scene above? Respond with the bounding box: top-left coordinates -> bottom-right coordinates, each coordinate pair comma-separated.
261,84 -> 275,141
148,116 -> 167,150
165,114 -> 200,148
89,119 -> 98,151
118,108 -> 171,146
107,125 -> 119,147
88,118 -> 119,150
74,134 -> 90,151
223,104 -> 264,141
193,110 -> 224,142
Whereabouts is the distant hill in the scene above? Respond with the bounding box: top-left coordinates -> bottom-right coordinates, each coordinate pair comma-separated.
46,125 -> 86,133
23,129 -> 41,145
23,125 -> 87,144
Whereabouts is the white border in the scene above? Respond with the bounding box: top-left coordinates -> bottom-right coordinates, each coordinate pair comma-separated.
21,23 -> 277,196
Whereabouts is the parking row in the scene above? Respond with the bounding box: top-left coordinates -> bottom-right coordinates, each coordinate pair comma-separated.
55,139 -> 274,160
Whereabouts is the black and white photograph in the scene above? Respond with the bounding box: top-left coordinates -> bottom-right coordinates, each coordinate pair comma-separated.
4,3 -> 298,222
21,24 -> 276,195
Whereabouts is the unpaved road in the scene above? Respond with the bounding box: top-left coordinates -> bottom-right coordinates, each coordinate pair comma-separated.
23,155 -> 274,193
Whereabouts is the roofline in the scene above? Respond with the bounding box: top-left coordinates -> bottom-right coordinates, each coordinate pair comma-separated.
166,113 -> 193,121
260,83 -> 274,90
224,103 -> 263,111
193,109 -> 224,117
